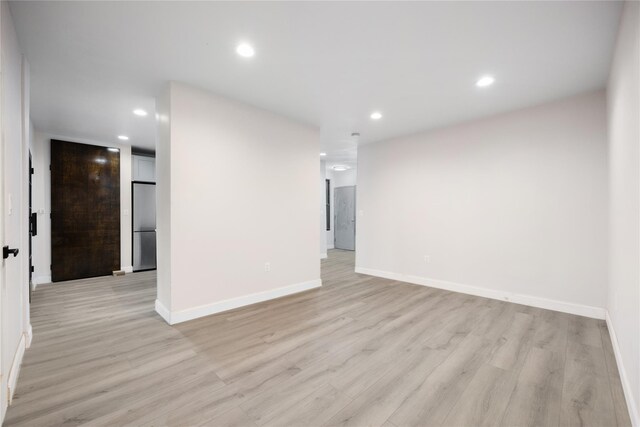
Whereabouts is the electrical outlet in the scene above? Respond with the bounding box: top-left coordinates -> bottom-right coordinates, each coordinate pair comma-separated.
264,262 -> 271,272
424,255 -> 430,264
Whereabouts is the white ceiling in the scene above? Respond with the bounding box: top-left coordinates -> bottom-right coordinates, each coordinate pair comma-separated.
11,1 -> 623,160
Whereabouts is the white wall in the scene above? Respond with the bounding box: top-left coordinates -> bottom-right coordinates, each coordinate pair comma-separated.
155,87 -> 171,311
329,167 -> 357,189
607,1 -> 640,424
356,91 -> 608,318
21,62 -> 31,335
156,82 -> 321,324
326,166 -> 357,249
1,2 -> 31,420
30,132 -> 133,284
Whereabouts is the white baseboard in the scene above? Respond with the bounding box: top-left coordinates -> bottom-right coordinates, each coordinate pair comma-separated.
25,324 -> 33,348
32,276 -> 52,290
122,266 -> 133,273
156,278 -> 322,325
7,335 -> 26,405
355,267 -> 606,320
320,253 -> 328,259
605,312 -> 639,427
155,299 -> 172,324
327,244 -> 335,249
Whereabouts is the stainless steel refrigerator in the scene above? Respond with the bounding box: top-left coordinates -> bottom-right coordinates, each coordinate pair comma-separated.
132,182 -> 156,271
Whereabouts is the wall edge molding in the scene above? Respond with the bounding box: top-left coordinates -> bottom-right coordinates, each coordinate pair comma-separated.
157,278 -> 322,325
605,311 -> 640,427
154,299 -> 173,324
355,267 -> 606,319
7,334 -> 26,405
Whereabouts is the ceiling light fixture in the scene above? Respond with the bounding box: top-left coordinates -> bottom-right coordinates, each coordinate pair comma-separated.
107,147 -> 120,152
370,112 -> 382,120
236,43 -> 255,58
117,135 -> 129,141
133,109 -> 148,116
476,75 -> 495,88
332,165 -> 350,172
320,152 -> 327,157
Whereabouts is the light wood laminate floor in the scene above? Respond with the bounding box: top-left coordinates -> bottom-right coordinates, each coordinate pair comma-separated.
5,250 -> 631,426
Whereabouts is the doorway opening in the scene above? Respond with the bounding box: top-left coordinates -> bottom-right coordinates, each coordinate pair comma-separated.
334,185 -> 356,251
321,158 -> 357,262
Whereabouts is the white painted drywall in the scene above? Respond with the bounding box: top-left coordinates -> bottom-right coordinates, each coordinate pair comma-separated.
326,166 -> 357,250
155,87 -> 171,311
1,2 -> 31,419
356,91 -> 608,315
329,168 -> 357,189
30,132 -> 133,283
607,1 -> 640,423
156,82 -> 320,321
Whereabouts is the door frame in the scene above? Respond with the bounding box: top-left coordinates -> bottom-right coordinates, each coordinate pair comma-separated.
28,151 -> 33,303
0,2 -> 5,417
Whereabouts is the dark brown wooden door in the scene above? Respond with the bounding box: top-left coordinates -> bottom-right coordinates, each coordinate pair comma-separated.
51,140 -> 120,282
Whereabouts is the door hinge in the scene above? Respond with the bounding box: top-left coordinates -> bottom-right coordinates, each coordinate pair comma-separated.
30,266 -> 34,273
30,167 -> 34,175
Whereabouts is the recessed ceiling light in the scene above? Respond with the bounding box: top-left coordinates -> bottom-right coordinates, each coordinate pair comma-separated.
370,112 -> 382,120
476,75 -> 495,88
332,165 -> 350,172
320,152 -> 327,157
133,109 -> 148,116
107,147 -> 120,152
236,43 -> 255,58
117,135 -> 129,141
